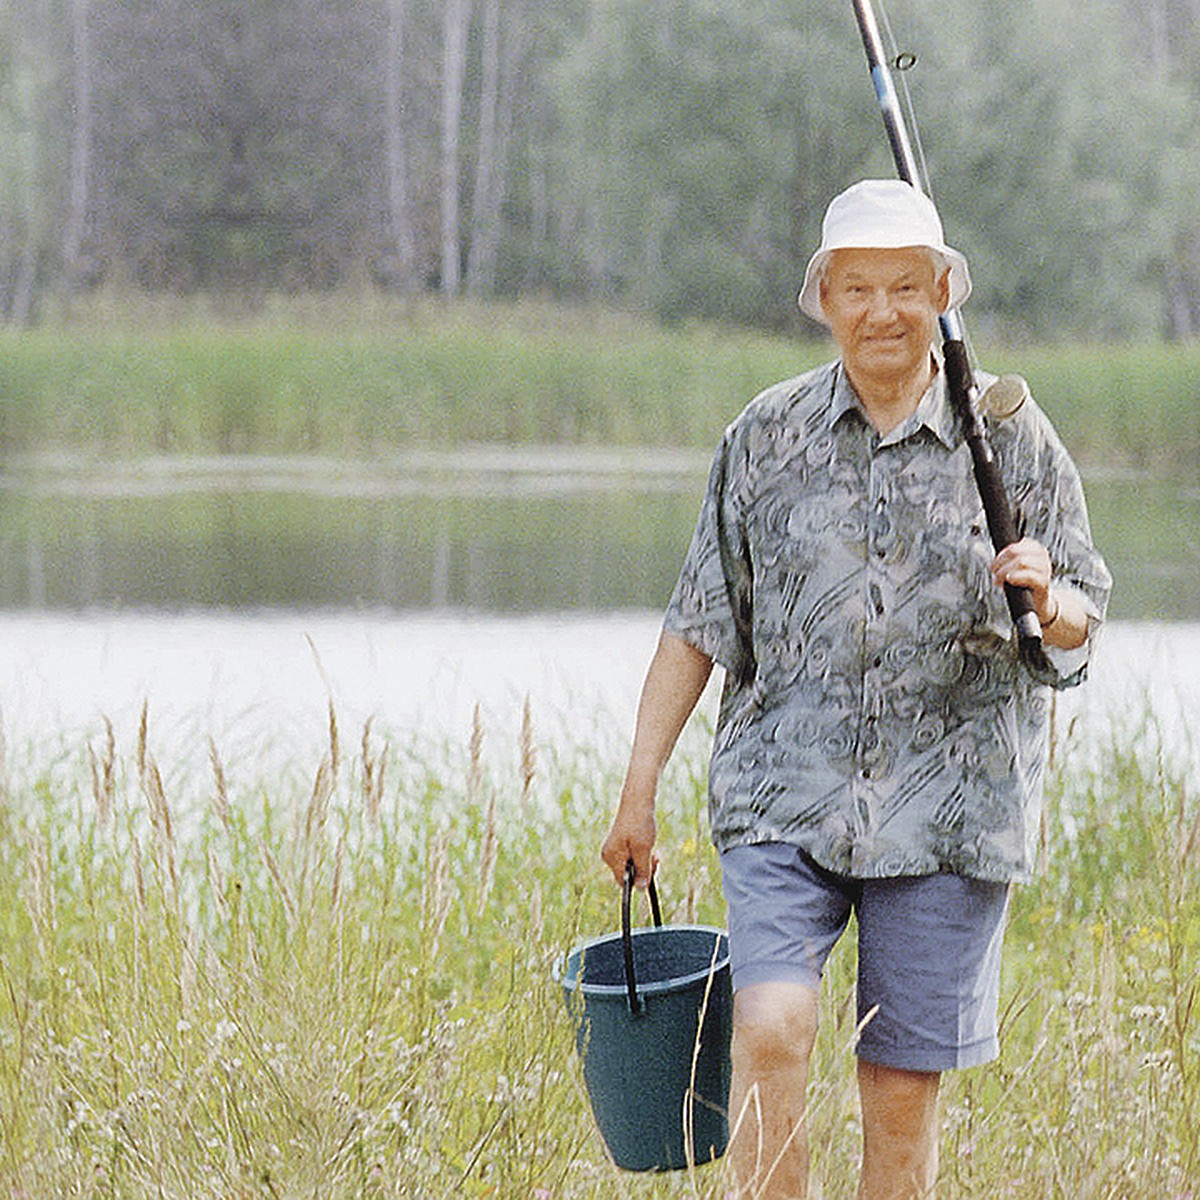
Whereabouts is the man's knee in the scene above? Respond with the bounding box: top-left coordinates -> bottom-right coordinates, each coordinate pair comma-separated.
732,982 -> 820,1075
858,1061 -> 941,1136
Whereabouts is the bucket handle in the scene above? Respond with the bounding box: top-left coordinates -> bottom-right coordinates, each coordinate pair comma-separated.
621,859 -> 663,1015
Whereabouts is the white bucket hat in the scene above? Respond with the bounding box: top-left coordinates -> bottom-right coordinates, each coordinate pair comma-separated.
797,179 -> 971,324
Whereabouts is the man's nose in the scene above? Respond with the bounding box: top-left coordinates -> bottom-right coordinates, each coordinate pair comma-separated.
864,288 -> 896,320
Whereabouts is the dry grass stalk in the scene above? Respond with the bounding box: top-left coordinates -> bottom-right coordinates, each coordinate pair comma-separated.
134,700 -> 178,902
136,699 -> 149,780
467,704 -> 484,809
209,738 -> 232,834
529,878 -> 543,943
141,754 -> 179,899
520,695 -> 537,811
142,757 -> 172,840
331,834 -> 346,914
477,786 -> 497,918
89,718 -> 118,830
207,846 -> 229,923
304,755 -> 335,845
360,718 -> 387,831
260,839 -> 297,927
327,699 -> 341,780
131,834 -> 147,923
245,926 -> 264,986
136,702 -> 175,857
424,829 -> 452,959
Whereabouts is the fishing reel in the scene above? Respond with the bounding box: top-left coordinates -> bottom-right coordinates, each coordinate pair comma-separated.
979,374 -> 1031,420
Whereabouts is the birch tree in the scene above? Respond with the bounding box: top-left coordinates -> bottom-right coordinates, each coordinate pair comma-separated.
439,0 -> 472,295
0,0 -> 67,323
465,0 -> 525,295
61,0 -> 92,288
384,0 -> 418,291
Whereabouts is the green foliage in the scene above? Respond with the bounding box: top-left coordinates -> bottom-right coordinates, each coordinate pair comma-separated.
2,0 -> 1199,335
554,0 -> 874,328
896,0 -> 1199,339
553,0 -> 1200,336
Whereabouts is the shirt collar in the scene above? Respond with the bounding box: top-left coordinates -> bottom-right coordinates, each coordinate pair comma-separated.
829,358 -> 961,450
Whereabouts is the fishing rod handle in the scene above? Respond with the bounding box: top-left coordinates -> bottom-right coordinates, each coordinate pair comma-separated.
965,433 -> 1041,627
943,340 -> 1043,642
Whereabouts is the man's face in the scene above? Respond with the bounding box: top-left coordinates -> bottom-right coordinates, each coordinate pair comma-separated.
819,247 -> 949,385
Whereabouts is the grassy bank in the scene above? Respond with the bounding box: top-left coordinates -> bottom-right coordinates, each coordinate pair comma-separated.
1,298 -> 1197,470
0,301 -> 806,459
0,704 -> 1197,1197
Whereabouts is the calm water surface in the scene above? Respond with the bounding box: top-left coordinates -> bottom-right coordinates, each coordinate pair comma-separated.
2,454 -> 1197,786
0,452 -> 1195,619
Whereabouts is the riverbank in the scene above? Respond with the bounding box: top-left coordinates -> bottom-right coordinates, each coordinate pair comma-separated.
1,297 -> 1197,470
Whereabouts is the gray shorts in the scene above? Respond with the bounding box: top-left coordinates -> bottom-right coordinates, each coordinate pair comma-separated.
720,842 -> 1010,1073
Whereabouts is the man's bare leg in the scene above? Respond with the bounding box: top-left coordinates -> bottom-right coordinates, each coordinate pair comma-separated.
857,1061 -> 941,1200
727,981 -> 819,1199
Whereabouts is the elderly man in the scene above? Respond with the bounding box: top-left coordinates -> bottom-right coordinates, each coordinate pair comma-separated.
601,180 -> 1111,1198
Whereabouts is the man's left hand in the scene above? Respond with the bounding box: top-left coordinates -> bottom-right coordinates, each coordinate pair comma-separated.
991,537 -> 1056,626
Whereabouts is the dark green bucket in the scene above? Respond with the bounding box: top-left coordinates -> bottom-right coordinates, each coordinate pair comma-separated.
557,868 -> 732,1172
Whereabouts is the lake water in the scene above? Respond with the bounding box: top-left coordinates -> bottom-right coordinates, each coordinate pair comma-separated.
1,450 -> 1197,618
2,453 -> 1198,787
4,610 -> 1198,795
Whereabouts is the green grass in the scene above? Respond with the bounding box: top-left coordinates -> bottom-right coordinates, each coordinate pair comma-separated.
0,299 -> 808,458
1,699 -> 1198,1197
2,295 -> 1198,470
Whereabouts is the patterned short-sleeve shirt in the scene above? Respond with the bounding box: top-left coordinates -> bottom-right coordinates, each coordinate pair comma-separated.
664,360 -> 1111,882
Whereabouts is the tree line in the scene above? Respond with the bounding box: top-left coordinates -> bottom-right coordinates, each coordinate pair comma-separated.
1,0 -> 1197,338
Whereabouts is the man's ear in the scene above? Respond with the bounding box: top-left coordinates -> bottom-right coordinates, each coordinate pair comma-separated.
936,268 -> 952,313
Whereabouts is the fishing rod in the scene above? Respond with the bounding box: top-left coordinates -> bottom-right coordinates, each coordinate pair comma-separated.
850,0 -> 1054,676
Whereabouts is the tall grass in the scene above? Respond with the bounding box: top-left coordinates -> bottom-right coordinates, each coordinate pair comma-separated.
1,296 -> 1197,469
0,300 -> 807,458
0,698 -> 1197,1197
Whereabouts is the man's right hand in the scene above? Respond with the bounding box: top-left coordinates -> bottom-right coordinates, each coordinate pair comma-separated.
600,791 -> 657,888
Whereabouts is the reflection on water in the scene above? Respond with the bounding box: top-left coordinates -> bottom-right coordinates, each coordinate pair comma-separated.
0,452 -> 706,613
0,454 -> 1193,620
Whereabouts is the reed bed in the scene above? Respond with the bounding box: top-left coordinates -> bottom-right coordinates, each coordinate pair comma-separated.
0,303 -> 804,458
0,698 -> 1197,1198
1,297 -> 1197,470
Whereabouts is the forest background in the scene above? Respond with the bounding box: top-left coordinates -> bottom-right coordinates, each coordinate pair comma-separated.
1,0 -> 1198,342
